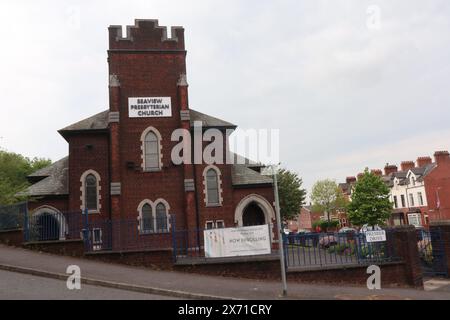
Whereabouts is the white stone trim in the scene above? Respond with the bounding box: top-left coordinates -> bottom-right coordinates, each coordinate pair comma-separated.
32,206 -> 68,241
154,198 -> 171,232
202,165 -> 223,207
80,170 -> 102,214
234,194 -> 276,240
136,198 -> 171,234
140,126 -> 163,171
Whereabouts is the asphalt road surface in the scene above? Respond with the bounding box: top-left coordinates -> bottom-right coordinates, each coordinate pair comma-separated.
0,269 -> 180,300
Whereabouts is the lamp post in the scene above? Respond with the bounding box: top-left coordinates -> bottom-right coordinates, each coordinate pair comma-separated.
270,164 -> 288,297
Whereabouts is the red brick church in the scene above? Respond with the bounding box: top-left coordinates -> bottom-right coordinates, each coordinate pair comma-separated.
20,19 -> 276,252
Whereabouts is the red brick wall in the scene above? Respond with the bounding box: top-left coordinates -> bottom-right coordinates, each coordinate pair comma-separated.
67,133 -> 110,223
108,23 -> 187,227
28,196 -> 69,213
424,154 -> 450,221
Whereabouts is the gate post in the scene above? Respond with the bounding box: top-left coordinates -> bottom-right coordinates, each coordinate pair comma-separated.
23,203 -> 29,243
391,225 -> 423,288
83,208 -> 90,251
430,220 -> 450,277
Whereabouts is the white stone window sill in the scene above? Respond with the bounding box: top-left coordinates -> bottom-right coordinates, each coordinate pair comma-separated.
139,230 -> 170,235
83,210 -> 100,215
206,203 -> 223,208
143,168 -> 162,173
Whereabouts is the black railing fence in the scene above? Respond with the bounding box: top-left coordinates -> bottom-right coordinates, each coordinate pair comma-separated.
283,230 -> 400,269
23,208 -> 175,253
0,202 -> 27,231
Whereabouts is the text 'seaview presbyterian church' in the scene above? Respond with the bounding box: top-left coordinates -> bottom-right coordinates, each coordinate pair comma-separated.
21,19 -> 277,252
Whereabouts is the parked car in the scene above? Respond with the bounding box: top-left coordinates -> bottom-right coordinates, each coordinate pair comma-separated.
338,227 -> 358,234
359,224 -> 382,233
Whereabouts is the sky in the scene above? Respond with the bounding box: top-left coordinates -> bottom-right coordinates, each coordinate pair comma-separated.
1,0 -> 450,196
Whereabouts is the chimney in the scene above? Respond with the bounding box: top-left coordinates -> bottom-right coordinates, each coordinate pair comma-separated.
434,150 -> 450,166
384,164 -> 398,176
400,161 -> 415,172
346,176 -> 356,184
417,156 -> 432,168
371,169 -> 383,177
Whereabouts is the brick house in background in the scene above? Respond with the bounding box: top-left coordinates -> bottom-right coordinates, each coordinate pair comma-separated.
339,150 -> 450,228
18,19 -> 276,251
287,206 -> 323,232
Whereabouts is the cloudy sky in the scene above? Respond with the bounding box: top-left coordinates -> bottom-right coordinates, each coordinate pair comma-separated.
1,0 -> 449,195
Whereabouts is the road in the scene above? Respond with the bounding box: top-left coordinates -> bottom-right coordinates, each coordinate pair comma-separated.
0,269 -> 180,300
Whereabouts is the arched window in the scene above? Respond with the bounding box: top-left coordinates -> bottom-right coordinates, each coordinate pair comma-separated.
206,169 -> 220,205
85,174 -> 98,211
144,131 -> 160,170
141,203 -> 153,233
80,170 -> 101,213
156,203 -> 168,232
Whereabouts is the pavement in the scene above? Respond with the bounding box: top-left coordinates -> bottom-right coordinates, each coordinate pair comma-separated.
0,269 -> 180,300
1,244 -> 450,300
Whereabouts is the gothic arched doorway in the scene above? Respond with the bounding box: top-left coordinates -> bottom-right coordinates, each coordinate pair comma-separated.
242,202 -> 266,226
37,212 -> 60,241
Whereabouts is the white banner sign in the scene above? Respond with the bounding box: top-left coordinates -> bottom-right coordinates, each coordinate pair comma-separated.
204,225 -> 271,258
365,230 -> 386,243
128,97 -> 172,118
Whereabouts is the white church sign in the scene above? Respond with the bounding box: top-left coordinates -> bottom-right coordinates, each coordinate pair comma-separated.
204,225 -> 271,258
128,97 -> 172,118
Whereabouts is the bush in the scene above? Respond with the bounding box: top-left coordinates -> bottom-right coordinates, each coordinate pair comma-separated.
328,243 -> 356,256
312,220 -> 340,231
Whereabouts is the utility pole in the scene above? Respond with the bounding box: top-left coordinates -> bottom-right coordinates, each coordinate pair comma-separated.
272,165 -> 288,297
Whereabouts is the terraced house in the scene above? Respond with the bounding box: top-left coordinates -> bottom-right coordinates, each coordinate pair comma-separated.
19,19 -> 277,254
340,150 -> 450,228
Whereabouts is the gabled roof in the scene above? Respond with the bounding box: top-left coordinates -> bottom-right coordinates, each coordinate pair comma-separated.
59,110 -> 109,133
20,153 -> 271,196
58,109 -> 236,136
18,157 -> 69,197
231,164 -> 273,186
189,109 -> 236,129
229,152 -> 263,168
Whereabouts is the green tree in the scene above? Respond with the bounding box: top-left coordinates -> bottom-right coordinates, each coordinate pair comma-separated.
277,168 -> 307,221
347,168 -> 392,227
0,150 -> 51,205
310,179 -> 347,222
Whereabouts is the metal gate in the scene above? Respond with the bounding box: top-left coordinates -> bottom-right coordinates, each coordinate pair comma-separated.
417,228 -> 448,277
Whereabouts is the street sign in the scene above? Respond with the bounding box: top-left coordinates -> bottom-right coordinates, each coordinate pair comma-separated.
365,230 -> 386,243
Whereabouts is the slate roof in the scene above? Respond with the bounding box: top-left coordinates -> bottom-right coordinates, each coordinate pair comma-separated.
231,164 -> 273,186
18,157 -> 69,197
59,110 -> 109,133
58,109 -> 236,135
189,109 -> 236,129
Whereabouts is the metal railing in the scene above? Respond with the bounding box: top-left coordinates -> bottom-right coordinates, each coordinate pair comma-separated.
0,202 -> 27,231
283,230 -> 399,269
23,208 -> 175,253
417,228 -> 448,277
25,210 -> 84,242
172,227 -> 206,262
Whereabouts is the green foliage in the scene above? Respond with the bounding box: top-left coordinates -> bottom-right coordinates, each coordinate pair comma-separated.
347,169 -> 392,227
310,179 -> 348,220
327,243 -> 356,256
312,220 -> 339,231
0,150 -> 51,205
277,168 -> 307,221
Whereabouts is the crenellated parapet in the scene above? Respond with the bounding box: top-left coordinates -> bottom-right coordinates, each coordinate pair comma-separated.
108,19 -> 185,51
